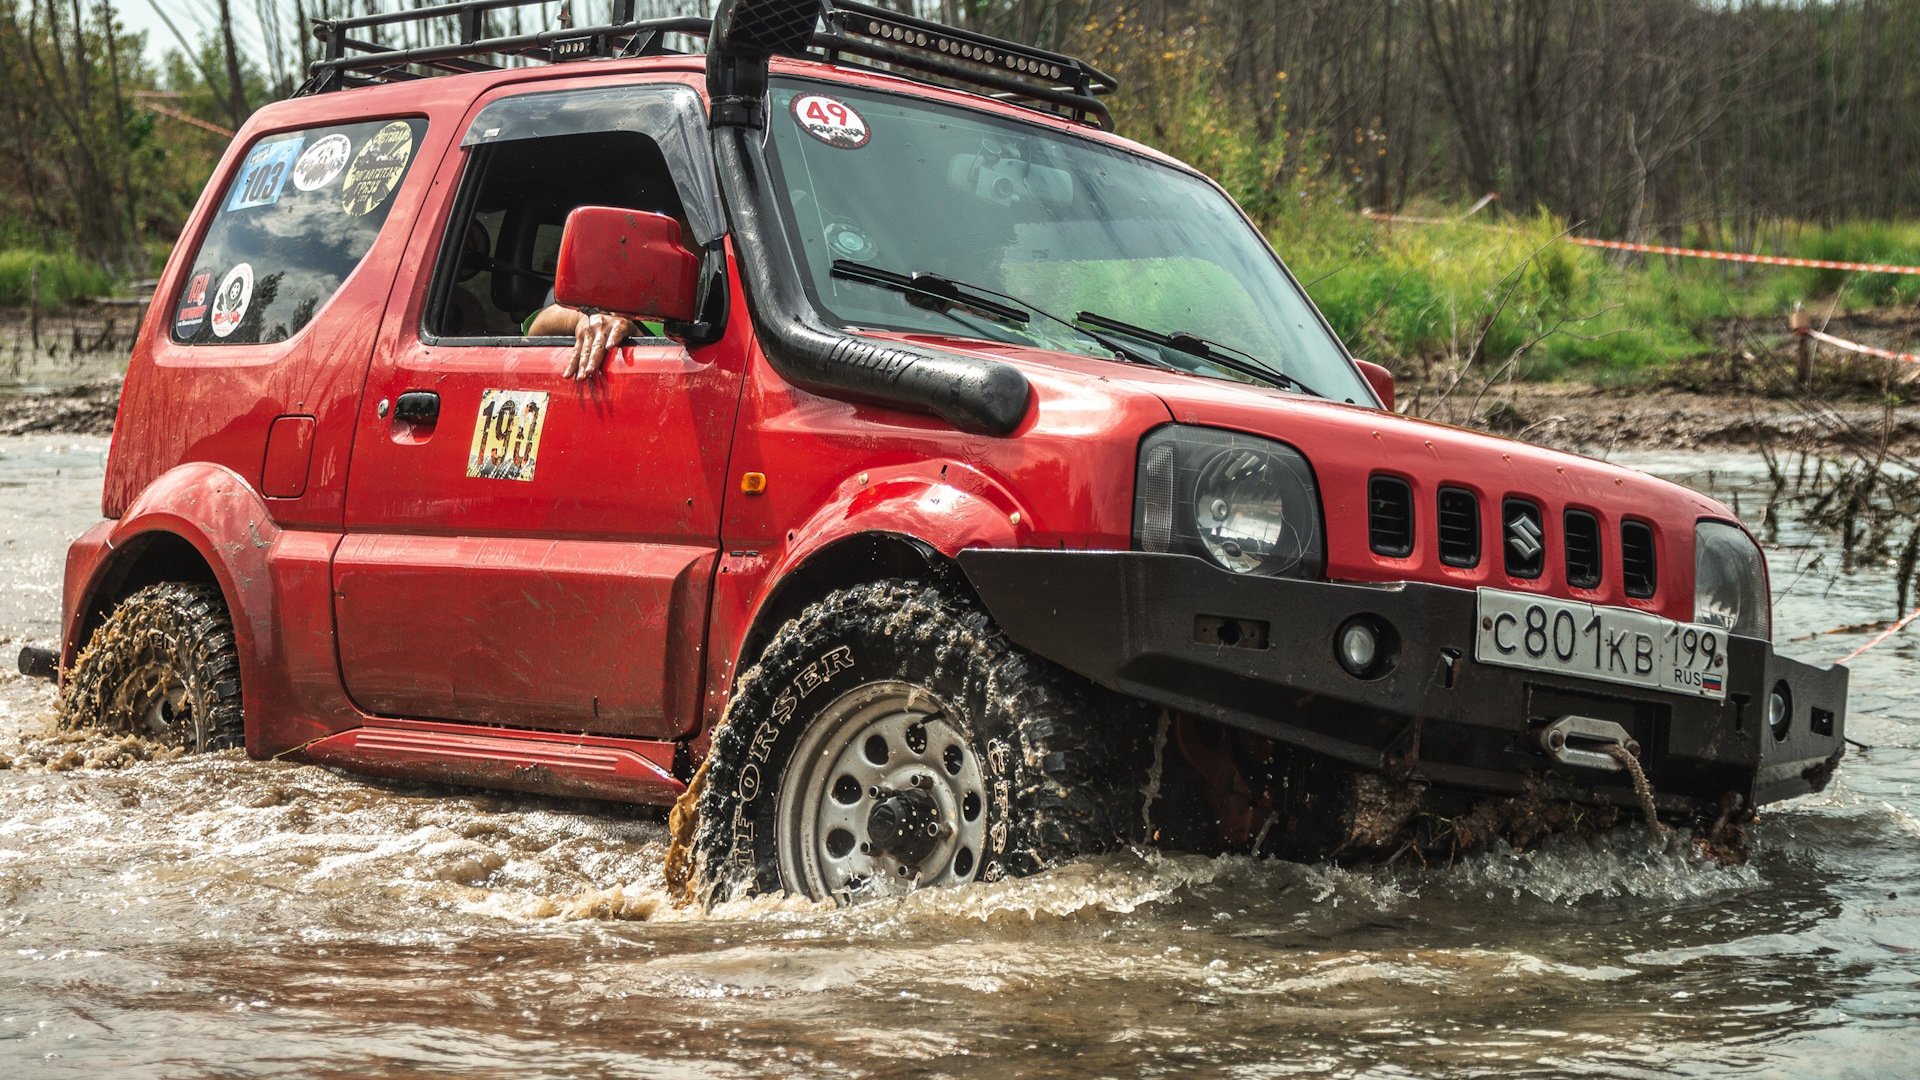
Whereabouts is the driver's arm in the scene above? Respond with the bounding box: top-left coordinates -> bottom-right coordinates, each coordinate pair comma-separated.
525,305 -> 637,381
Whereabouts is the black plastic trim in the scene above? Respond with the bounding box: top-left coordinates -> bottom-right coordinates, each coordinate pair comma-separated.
1622,519 -> 1658,599
1367,475 -> 1414,558
1437,486 -> 1480,568
1564,508 -> 1602,590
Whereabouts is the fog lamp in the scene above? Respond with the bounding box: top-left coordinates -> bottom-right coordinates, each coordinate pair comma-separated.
1339,623 -> 1378,674
1769,682 -> 1792,741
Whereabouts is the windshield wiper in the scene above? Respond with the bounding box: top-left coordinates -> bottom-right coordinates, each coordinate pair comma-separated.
1073,311 -> 1325,398
830,262 -> 1031,327
829,260 -> 1158,366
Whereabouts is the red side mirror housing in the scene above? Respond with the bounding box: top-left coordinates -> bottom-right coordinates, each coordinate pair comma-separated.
1356,360 -> 1395,411
553,206 -> 701,324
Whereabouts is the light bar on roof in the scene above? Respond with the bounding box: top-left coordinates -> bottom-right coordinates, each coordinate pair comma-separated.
832,4 -> 1081,89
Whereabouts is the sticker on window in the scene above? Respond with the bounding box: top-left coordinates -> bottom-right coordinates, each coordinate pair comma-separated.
174,270 -> 212,337
468,389 -> 548,482
293,133 -> 353,192
341,120 -> 415,217
227,136 -> 305,211
209,264 -> 253,338
792,94 -> 870,148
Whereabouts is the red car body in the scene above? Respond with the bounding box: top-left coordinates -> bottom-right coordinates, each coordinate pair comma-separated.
60,44 -> 1843,824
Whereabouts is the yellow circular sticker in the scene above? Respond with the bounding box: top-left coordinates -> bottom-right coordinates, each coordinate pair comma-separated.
340,121 -> 413,217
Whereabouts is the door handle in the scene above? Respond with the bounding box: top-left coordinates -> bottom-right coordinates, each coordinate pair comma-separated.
393,391 -> 440,424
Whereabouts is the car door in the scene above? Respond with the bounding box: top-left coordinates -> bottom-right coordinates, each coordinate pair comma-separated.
333,79 -> 742,739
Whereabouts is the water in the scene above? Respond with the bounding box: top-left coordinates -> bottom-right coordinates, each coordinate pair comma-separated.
1,437 -> 1916,1078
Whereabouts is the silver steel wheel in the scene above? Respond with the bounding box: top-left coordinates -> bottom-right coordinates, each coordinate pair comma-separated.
775,681 -> 989,900
141,672 -> 191,741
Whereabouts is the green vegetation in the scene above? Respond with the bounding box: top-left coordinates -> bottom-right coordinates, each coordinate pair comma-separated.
1099,47 -> 1920,387
0,250 -> 120,307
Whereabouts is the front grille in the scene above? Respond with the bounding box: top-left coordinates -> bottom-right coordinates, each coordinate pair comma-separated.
1436,488 -> 1479,567
1368,476 -> 1414,557
1622,520 -> 1657,597
1564,510 -> 1602,588
1503,498 -> 1545,578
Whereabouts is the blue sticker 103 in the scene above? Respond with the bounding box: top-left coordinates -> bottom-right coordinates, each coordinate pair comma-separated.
226,136 -> 306,212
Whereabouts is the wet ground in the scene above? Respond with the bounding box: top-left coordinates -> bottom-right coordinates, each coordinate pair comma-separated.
1,437 -> 1915,1078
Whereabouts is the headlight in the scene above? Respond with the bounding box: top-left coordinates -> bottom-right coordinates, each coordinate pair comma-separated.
1695,520 -> 1769,640
1133,425 -> 1323,578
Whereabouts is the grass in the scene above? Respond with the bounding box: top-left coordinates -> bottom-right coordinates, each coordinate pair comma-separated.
1265,197 -> 1852,386
0,250 -> 116,306
1090,33 -> 1919,387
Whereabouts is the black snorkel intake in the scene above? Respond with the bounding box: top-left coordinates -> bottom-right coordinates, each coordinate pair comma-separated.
705,0 -> 1033,436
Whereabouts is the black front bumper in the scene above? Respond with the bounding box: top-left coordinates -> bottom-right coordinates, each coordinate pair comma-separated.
958,550 -> 1848,814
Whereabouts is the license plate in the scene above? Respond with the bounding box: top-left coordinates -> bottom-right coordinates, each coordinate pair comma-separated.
1474,588 -> 1728,700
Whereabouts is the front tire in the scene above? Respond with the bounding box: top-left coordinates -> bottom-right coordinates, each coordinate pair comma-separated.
691,579 -> 1147,902
60,582 -> 244,752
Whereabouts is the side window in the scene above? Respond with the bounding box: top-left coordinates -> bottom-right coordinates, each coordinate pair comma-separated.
427,130 -> 690,341
170,118 -> 427,346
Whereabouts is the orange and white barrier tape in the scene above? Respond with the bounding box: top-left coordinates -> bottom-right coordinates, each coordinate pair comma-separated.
1795,326 -> 1920,365
135,100 -> 234,139
1360,206 -> 1920,277
1566,235 -> 1920,276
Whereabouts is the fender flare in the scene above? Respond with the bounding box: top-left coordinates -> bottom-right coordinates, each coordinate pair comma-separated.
724,461 -> 1033,691
64,462 -> 287,728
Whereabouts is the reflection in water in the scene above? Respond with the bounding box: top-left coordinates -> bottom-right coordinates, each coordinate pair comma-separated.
0,438 -> 1915,1077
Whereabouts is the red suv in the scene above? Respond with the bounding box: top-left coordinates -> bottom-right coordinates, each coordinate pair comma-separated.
40,0 -> 1846,902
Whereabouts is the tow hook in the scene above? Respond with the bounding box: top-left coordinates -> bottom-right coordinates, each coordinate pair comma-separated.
1535,715 -> 1639,771
17,645 -> 56,682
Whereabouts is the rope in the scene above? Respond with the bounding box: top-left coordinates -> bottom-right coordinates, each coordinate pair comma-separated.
1602,743 -> 1669,841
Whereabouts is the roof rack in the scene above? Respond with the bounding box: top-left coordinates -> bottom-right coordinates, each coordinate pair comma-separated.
298,0 -> 1118,127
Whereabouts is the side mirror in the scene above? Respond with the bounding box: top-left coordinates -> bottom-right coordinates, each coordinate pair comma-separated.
1356,360 -> 1395,411
553,206 -> 701,324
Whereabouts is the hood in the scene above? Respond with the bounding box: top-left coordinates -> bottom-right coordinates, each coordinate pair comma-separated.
866,330 -> 1732,622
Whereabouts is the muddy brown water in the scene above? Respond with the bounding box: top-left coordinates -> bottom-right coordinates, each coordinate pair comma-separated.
1,435 -> 1916,1078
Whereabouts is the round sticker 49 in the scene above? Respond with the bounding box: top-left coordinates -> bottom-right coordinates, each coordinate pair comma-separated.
792,94 -> 870,148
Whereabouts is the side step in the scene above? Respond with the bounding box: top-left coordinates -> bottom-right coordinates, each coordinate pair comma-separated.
303,725 -> 684,804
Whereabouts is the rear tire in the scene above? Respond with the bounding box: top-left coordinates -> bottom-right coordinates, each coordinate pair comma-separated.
61,582 -> 244,753
691,579 -> 1148,902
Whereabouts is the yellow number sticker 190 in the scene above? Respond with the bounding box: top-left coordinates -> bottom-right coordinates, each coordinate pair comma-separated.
467,389 -> 548,482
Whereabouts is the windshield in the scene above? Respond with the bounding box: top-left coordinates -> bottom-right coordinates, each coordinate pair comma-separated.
764,79 -> 1371,403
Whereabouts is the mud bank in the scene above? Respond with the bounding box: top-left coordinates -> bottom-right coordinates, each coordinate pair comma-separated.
1423,383 -> 1920,458
0,377 -> 120,435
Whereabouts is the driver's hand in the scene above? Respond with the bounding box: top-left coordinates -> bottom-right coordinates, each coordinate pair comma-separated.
564,312 -> 636,380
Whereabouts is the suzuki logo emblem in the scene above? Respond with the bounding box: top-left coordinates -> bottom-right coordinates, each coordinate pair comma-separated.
1507,512 -> 1544,560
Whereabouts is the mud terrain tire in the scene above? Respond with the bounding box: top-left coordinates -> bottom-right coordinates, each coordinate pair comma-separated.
61,582 -> 244,752
692,579 -> 1147,902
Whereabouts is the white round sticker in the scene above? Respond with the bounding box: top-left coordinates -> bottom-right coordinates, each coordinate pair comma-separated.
209,263 -> 253,339
792,94 -> 870,148
292,133 -> 352,191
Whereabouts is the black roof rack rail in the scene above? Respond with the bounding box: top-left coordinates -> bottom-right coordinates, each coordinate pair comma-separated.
298,0 -> 1118,128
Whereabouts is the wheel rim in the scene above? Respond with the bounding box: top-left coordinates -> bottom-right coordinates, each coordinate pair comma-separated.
120,661 -> 198,748
775,681 -> 988,900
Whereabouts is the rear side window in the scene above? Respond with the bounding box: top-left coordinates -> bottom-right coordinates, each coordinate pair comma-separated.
170,117 -> 427,346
